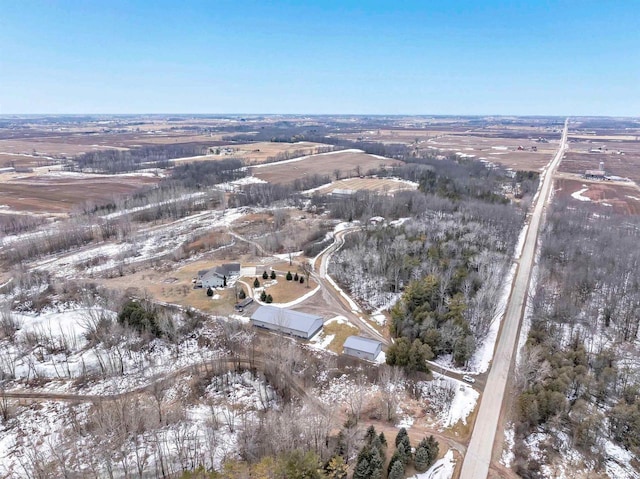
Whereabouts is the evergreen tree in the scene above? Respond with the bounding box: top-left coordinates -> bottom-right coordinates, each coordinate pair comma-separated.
238,289 -> 246,300
206,287 -> 214,297
395,428 -> 409,447
294,272 -> 299,281
223,275 -> 227,287
414,447 -> 430,472
263,270 -> 269,279
254,277 -> 260,288
266,294 -> 273,304
352,458 -> 370,479
388,460 -> 404,479
300,276 -> 305,284
286,271 -> 293,281
364,425 -> 377,445
387,452 -> 402,475
397,436 -> 412,465
378,432 -> 387,448
270,270 -> 276,280
260,290 -> 267,302
368,448 -> 384,479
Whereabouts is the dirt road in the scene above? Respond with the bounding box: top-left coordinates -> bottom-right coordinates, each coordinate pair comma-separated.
459,120 -> 568,479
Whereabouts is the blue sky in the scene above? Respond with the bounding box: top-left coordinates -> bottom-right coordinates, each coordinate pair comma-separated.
1,1 -> 638,115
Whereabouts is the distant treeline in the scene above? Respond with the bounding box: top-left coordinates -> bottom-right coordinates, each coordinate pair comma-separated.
73,142 -> 222,173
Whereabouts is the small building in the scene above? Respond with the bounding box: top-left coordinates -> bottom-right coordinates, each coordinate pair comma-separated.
585,169 -> 606,180
343,336 -> 383,361
330,188 -> 356,199
250,305 -> 323,339
234,297 -> 254,312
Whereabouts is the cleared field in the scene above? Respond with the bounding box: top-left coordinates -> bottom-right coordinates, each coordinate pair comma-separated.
252,150 -> 402,185
0,174 -> 158,213
555,178 -> 640,215
424,134 -> 558,171
312,177 -> 418,195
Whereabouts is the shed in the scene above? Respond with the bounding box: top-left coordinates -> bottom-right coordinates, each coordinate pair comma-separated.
250,305 -> 323,339
235,297 -> 254,311
343,336 -> 383,361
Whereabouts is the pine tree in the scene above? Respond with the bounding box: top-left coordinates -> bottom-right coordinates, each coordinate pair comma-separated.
270,270 -> 276,280
299,276 -> 304,284
352,458 -> 370,479
238,289 -> 246,300
223,275 -> 227,287
254,277 -> 260,288
206,287 -> 213,297
414,446 -> 430,472
262,270 -> 269,279
397,436 -> 412,465
368,448 -> 384,479
388,460 -> 404,479
364,425 -> 377,444
266,294 -> 273,303
294,272 -> 299,281
395,427 -> 408,447
260,291 -> 267,302
387,452 -> 402,475
286,271 -> 293,281
378,432 -> 387,448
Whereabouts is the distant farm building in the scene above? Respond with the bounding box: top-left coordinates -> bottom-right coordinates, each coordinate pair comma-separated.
250,305 -> 323,339
343,336 -> 383,361
585,170 -> 606,180
330,188 -> 356,199
197,263 -> 240,288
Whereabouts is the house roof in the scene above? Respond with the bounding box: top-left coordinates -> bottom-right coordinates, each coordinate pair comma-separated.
343,336 -> 382,354
251,306 -> 323,335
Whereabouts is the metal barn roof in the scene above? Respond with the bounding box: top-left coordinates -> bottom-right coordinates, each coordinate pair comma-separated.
343,336 -> 382,354
251,306 -> 323,335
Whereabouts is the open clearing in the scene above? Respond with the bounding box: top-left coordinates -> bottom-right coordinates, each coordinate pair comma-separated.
252,150 -> 402,185
0,173 -> 159,213
311,177 -> 419,195
555,177 -> 640,215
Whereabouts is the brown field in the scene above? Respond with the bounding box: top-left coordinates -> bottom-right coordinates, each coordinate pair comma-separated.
312,177 -> 418,195
555,178 -> 640,215
423,134 -> 558,171
0,173 -> 159,213
218,141 -> 327,164
251,151 -> 403,185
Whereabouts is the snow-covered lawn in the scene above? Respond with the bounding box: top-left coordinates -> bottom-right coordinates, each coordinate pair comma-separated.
408,450 -> 455,479
420,375 -> 479,429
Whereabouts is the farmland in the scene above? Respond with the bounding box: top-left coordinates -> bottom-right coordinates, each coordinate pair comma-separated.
251,149 -> 402,185
0,171 -> 160,214
310,177 -> 418,195
555,177 -> 640,215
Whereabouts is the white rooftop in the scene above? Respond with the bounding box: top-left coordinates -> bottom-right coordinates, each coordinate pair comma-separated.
343,335 -> 382,354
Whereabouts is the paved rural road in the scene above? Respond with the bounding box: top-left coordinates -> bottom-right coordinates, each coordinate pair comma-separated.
459,120 -> 568,479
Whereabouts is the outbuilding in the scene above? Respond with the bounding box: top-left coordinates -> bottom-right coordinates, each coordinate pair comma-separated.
250,305 -> 323,339
343,336 -> 383,361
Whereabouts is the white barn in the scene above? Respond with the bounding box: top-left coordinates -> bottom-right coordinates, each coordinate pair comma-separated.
250,306 -> 323,339
343,336 -> 383,361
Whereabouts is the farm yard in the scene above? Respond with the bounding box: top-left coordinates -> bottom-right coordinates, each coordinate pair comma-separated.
251,149 -> 403,185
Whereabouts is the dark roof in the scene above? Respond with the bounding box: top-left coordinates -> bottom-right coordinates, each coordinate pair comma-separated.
343,336 -> 382,355
251,306 -> 323,335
